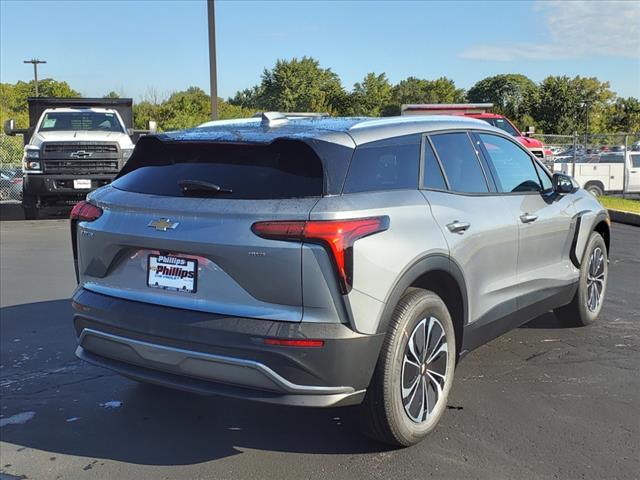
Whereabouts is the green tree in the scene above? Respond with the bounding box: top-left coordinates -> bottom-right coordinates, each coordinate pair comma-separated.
103,91 -> 120,99
532,76 -> 615,135
254,57 -> 349,114
467,74 -> 538,127
348,72 -> 393,116
228,85 -> 263,110
606,97 -> 640,133
385,76 -> 465,115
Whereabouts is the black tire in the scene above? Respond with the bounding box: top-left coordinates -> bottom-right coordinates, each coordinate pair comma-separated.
360,289 -> 456,447
22,194 -> 40,220
585,183 -> 604,197
0,187 -> 10,201
554,232 -> 608,327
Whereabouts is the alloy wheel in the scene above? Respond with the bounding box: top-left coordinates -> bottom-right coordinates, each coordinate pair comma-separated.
401,317 -> 449,423
586,246 -> 605,313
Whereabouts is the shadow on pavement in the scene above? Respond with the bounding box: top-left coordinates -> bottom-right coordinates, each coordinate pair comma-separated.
0,203 -> 70,221
0,299 -> 392,466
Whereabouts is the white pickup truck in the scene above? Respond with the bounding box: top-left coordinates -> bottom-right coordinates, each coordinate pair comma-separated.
4,97 -> 155,219
553,152 -> 640,196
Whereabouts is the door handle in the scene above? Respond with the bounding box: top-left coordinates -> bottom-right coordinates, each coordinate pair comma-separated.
447,221 -> 470,234
520,213 -> 538,223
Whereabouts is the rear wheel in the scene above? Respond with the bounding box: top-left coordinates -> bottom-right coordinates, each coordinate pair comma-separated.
360,289 -> 456,446
585,183 -> 604,197
554,232 -> 608,326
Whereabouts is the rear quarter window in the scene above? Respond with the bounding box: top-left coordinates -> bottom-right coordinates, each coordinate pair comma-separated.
113,140 -> 324,200
343,134 -> 420,193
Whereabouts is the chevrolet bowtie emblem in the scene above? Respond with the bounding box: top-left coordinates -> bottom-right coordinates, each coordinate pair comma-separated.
148,218 -> 179,231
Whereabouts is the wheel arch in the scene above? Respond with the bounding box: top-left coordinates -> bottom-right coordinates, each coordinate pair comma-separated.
376,254 -> 468,359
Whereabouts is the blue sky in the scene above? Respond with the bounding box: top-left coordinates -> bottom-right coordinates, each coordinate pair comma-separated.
1,0 -> 638,101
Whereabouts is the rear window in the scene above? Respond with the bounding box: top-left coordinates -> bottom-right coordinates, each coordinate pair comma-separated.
113,140 -> 324,199
343,134 -> 420,193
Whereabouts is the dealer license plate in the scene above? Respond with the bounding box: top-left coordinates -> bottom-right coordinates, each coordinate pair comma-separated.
73,179 -> 92,189
147,255 -> 197,293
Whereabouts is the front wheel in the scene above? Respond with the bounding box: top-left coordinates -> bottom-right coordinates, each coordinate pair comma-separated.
554,232 -> 608,326
360,289 -> 456,446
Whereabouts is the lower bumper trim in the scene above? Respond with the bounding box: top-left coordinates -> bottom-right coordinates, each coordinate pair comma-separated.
78,328 -> 363,406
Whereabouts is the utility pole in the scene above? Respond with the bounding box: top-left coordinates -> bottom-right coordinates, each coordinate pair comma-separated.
24,58 -> 46,97
207,0 -> 218,120
582,100 -> 592,150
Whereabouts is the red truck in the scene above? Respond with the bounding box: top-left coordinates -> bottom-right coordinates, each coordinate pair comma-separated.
401,103 -> 551,161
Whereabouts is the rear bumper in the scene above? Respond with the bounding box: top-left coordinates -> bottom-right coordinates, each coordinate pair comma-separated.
72,288 -> 384,407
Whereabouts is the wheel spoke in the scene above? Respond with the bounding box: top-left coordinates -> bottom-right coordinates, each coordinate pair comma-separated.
402,371 -> 420,402
427,341 -> 448,365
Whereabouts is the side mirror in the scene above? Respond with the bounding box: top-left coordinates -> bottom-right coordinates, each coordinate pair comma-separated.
4,119 -> 15,136
147,121 -> 157,134
127,127 -> 134,137
552,173 -> 574,194
523,126 -> 535,138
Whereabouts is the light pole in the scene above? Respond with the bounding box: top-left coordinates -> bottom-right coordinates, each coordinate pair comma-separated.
582,100 -> 592,150
24,58 -> 47,97
207,0 -> 218,120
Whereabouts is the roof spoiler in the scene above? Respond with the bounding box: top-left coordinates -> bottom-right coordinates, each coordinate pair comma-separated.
401,103 -> 494,116
254,111 -> 330,128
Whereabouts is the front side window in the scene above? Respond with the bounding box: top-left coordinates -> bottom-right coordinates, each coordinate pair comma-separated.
478,133 -> 541,193
534,161 -> 553,191
631,153 -> 640,168
430,132 -> 488,193
343,135 -> 420,193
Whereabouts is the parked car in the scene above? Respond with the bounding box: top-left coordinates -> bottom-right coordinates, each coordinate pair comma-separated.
401,103 -> 552,160
71,113 -> 610,446
0,167 -> 23,201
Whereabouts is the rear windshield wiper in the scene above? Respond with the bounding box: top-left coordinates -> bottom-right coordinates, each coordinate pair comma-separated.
178,179 -> 233,196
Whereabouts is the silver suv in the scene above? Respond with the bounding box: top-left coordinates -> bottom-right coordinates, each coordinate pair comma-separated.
71,113 -> 610,446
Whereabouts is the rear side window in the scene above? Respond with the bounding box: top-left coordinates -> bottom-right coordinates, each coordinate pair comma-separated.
478,133 -> 541,193
113,140 -> 323,199
343,135 -> 420,193
430,133 -> 488,193
423,140 -> 447,190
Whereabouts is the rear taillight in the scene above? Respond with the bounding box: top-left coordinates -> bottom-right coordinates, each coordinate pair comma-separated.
70,201 -> 103,222
70,201 -> 102,284
252,216 -> 389,293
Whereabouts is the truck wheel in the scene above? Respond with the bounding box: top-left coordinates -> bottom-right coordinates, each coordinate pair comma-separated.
585,183 -> 604,197
22,194 -> 40,220
554,232 -> 608,327
360,289 -> 456,446
0,188 -> 10,201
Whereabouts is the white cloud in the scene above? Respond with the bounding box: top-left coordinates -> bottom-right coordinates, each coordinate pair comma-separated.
460,1 -> 640,61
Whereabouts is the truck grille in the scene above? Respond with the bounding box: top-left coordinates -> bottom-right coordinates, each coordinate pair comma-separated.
44,143 -> 118,154
42,142 -> 121,174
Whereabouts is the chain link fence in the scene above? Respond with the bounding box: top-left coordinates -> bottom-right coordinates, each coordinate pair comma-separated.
0,134 -> 24,203
533,132 -> 640,196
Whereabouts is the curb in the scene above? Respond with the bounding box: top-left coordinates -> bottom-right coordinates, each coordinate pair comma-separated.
608,209 -> 640,227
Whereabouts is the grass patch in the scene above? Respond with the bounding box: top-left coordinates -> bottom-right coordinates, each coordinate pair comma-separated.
599,196 -> 640,214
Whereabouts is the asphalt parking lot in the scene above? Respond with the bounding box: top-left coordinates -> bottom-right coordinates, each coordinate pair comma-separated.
0,218 -> 638,480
